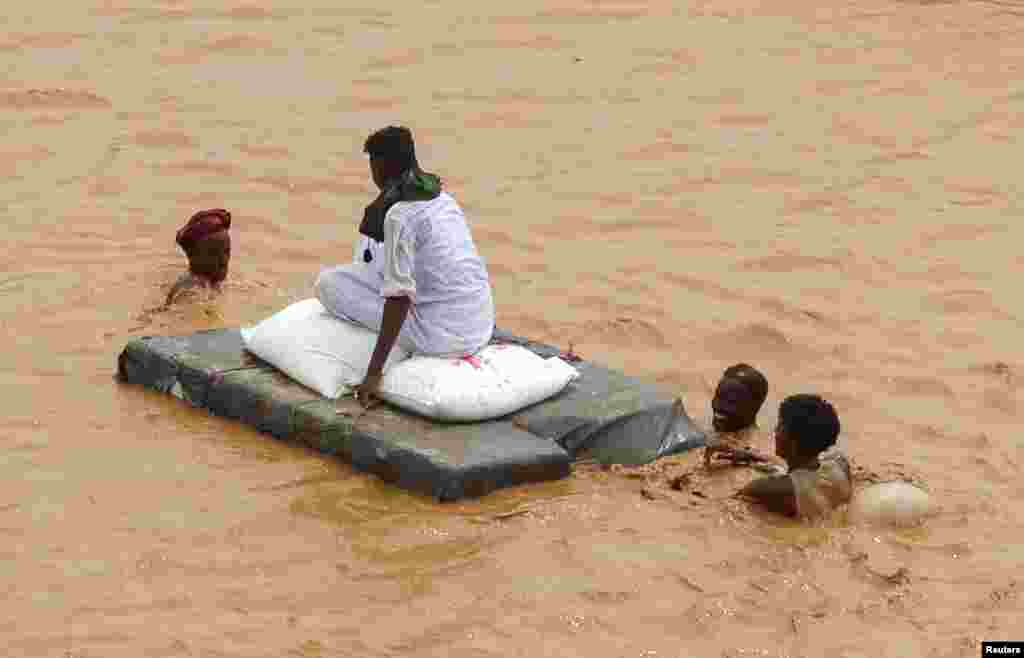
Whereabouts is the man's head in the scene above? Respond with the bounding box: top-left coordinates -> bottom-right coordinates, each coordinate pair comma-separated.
364,126 -> 418,190
176,208 -> 232,284
711,363 -> 768,432
774,394 -> 840,463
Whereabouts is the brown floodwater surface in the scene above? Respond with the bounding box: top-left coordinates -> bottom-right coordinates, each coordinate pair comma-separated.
2,1 -> 1022,656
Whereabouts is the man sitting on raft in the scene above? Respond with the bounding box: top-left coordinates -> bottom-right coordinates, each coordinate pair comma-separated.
738,394 -> 852,520
315,126 -> 495,408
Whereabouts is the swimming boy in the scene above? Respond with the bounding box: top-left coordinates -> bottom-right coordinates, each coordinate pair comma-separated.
165,208 -> 232,307
703,363 -> 770,468
737,394 -> 852,520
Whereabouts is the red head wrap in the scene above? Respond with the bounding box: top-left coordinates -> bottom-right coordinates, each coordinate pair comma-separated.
176,208 -> 232,252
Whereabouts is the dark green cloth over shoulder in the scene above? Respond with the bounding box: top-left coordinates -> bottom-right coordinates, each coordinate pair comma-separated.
360,169 -> 443,242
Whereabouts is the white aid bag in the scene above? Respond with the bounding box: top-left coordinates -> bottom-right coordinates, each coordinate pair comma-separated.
240,298 -> 409,400
377,343 -> 580,422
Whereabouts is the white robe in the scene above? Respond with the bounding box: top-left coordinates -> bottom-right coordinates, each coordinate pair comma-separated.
314,191 -> 495,357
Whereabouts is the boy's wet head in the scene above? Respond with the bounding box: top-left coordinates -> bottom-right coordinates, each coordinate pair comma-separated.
364,125 -> 418,190
774,394 -> 840,463
711,363 -> 768,432
176,208 -> 232,284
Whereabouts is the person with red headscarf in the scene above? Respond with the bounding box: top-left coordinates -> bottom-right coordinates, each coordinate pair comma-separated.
164,208 -> 232,307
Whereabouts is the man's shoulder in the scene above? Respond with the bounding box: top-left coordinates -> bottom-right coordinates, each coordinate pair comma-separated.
823,450 -> 852,481
424,190 -> 460,211
821,446 -> 849,468
388,192 -> 461,221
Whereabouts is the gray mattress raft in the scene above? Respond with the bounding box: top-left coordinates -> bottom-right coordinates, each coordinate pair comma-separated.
117,328 -> 707,501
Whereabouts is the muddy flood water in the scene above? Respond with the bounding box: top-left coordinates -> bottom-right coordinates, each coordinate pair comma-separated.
2,1 -> 1022,656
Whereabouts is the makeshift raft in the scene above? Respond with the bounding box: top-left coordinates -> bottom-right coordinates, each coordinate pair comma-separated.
117,328 -> 675,501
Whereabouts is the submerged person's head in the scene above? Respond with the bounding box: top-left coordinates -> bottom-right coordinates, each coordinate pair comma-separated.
774,394 -> 840,465
364,125 -> 418,190
711,363 -> 768,432
176,208 -> 232,284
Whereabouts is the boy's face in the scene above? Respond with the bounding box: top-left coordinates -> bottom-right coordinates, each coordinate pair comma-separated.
774,421 -> 794,461
188,233 -> 230,283
711,376 -> 759,432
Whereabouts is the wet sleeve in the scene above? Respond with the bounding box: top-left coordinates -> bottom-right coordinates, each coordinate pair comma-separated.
381,207 -> 417,301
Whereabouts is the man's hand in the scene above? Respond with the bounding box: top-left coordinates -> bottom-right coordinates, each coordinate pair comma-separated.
353,371 -> 383,409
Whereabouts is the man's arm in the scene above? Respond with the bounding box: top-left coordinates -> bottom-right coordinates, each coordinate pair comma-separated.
366,295 -> 412,376
737,474 -> 798,517
355,207 -> 415,407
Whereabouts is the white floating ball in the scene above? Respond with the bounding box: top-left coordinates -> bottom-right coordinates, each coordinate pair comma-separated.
848,481 -> 932,528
